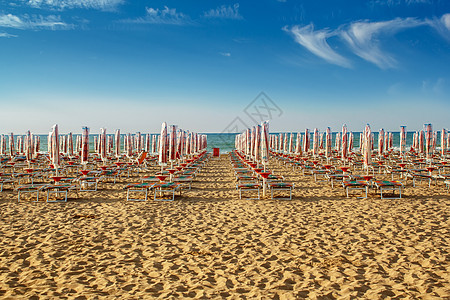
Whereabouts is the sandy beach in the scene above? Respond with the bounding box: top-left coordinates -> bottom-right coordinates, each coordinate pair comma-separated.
0,154 -> 449,299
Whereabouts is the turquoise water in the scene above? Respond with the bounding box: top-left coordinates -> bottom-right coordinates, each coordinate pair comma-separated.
1,131 -> 439,155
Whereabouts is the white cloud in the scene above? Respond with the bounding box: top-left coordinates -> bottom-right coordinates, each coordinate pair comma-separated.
203,4 -> 243,20
124,6 -> 190,25
0,32 -> 18,38
0,13 -> 73,30
283,24 -> 352,68
24,0 -> 124,11
339,18 -> 424,69
427,13 -> 450,41
220,52 -> 231,57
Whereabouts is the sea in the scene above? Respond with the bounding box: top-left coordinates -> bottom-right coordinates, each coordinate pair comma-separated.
2,132 -> 435,155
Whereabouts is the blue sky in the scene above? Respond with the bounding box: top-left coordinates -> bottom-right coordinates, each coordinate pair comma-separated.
0,0 -> 449,134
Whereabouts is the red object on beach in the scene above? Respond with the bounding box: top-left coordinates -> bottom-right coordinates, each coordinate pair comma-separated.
156,175 -> 167,182
213,148 -> 220,157
340,166 -> 350,173
80,170 -> 90,176
51,176 -> 63,183
259,171 -> 271,179
362,175 -> 373,181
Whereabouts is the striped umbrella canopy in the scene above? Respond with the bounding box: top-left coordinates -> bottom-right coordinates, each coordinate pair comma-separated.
35,136 -> 40,154
348,132 -> 354,154
185,131 -> 191,156
145,134 -> 150,153
418,130 -> 424,154
254,125 -> 261,162
424,124 -> 433,159
359,132 -> 363,152
335,132 -> 341,152
283,132 -> 288,154
378,128 -> 385,157
447,133 -> 450,155
303,129 -> 310,154
177,130 -> 185,160
325,127 -> 332,159
81,127 -> 89,165
159,122 -> 168,166
151,134 -> 157,154
50,124 -> 61,171
250,127 -> 256,158
313,128 -> 319,156
24,131 -> 32,162
342,125 -> 348,161
168,125 -> 178,162
115,129 -> 121,158
100,128 -> 107,163
261,121 -> 270,166
363,124 -> 372,172
384,131 -> 389,153
67,132 -> 74,157
9,133 -> 14,157
433,131 -> 437,153
441,129 -> 447,157
319,132 -> 324,150
412,131 -> 418,150
288,133 -> 293,154
400,126 -> 407,157
0,135 -> 4,156
295,132 -> 302,156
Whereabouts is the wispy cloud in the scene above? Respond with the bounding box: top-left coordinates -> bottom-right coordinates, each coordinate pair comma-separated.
340,18 -> 424,69
23,0 -> 124,11
427,13 -> 450,41
203,4 -> 243,20
369,0 -> 432,6
0,13 -> 73,30
123,6 -> 190,25
220,52 -> 231,57
283,24 -> 352,68
0,32 -> 18,38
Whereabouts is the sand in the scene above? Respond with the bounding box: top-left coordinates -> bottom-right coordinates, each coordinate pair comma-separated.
0,154 -> 449,299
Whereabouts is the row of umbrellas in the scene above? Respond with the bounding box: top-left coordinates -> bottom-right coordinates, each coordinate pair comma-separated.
268,124 -> 447,159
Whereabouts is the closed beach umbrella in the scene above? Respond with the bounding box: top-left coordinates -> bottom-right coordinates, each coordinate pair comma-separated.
254,125 -> 261,163
295,133 -> 302,156
168,125 -> 177,163
400,126 -> 407,157
261,121 -> 270,166
441,129 -> 447,157
0,135 -> 4,156
419,130 -> 424,155
51,124 -> 61,173
325,127 -> 331,160
425,124 -> 433,160
81,127 -> 90,166
288,133 -> 293,154
363,124 -> 372,173
378,129 -> 384,157
115,129 -> 121,158
159,122 -> 168,167
342,125 -> 348,162
303,129 -> 310,154
348,132 -> 354,154
100,128 -> 107,164
67,132 -> 74,157
313,128 -> 319,156
9,133 -> 14,157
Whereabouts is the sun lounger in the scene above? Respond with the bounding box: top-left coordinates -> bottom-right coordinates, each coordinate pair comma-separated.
124,182 -> 156,201
268,182 -> 294,200
342,180 -> 368,198
40,184 -> 78,202
237,183 -> 261,200
173,175 -> 194,190
77,176 -> 103,191
373,180 -> 403,199
153,182 -> 182,201
16,183 -> 49,202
